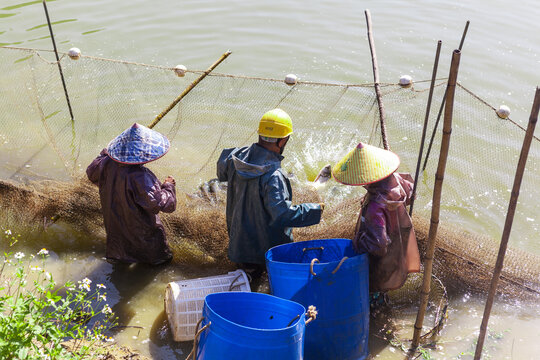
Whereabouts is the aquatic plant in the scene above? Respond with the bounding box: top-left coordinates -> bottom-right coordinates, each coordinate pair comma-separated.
0,231 -> 117,360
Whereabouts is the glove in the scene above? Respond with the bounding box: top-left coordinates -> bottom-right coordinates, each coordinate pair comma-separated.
319,203 -> 325,211
163,175 -> 176,186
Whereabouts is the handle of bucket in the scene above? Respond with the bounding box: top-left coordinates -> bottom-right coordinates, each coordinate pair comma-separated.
305,305 -> 318,325
303,246 -> 324,252
185,317 -> 211,360
228,273 -> 244,291
310,258 -> 320,276
331,256 -> 348,274
286,305 -> 317,327
310,256 -> 348,276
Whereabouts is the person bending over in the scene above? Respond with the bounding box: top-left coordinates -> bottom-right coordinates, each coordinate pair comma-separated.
87,123 -> 176,265
217,109 -> 324,279
332,142 -> 420,306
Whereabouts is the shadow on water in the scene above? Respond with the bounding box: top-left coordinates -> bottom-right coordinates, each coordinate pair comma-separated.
106,263 -> 165,331
149,310 -> 192,360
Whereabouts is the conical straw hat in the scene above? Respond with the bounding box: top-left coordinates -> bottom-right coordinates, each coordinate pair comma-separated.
107,123 -> 170,164
332,142 -> 400,186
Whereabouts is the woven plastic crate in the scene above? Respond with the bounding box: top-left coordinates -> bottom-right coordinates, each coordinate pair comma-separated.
164,269 -> 250,341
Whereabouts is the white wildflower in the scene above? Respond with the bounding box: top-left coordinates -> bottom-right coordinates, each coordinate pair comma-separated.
78,283 -> 91,292
77,278 -> 92,291
102,304 -> 112,314
48,299 -> 55,306
30,265 -> 42,271
97,283 -> 106,289
14,252 -> 24,259
99,294 -> 107,301
5,230 -> 11,235
45,272 -> 52,281
37,248 -> 49,256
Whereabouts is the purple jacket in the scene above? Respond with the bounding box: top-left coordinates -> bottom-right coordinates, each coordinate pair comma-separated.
354,172 -> 420,292
87,150 -> 176,264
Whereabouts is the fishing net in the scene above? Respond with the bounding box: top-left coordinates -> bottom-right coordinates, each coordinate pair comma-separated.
1,46 -> 540,343
372,273 -> 449,347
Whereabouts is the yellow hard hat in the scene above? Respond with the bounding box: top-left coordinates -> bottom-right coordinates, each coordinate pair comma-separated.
258,108 -> 293,139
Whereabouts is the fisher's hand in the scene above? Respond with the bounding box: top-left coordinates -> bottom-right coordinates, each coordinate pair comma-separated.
319,203 -> 325,212
164,175 -> 176,186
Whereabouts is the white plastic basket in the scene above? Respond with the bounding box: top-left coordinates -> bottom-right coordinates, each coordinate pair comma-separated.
164,269 -> 251,341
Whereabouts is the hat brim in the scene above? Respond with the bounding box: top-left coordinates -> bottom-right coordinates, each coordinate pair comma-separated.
107,146 -> 170,165
106,123 -> 171,164
331,143 -> 400,186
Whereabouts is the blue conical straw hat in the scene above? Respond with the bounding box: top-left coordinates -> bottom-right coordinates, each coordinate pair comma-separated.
107,123 -> 170,164
332,142 -> 400,186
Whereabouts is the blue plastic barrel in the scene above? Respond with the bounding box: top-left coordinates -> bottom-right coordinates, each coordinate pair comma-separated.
265,238 -> 369,360
196,292 -> 307,360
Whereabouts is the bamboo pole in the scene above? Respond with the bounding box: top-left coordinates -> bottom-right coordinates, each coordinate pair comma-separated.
473,86 -> 540,359
422,21 -> 470,171
409,40 -> 442,216
148,51 -> 232,129
42,0 -> 74,121
411,49 -> 461,348
364,9 -> 389,150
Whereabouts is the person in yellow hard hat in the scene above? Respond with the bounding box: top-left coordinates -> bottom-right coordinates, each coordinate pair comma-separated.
217,109 -> 324,283
332,142 -> 420,307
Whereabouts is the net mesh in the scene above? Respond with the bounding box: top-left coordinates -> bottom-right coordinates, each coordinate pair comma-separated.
1,46 -> 540,306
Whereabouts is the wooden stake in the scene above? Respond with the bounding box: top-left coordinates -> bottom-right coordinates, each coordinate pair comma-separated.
42,0 -> 74,121
364,9 -> 389,150
410,40 -> 442,216
422,21 -> 470,171
474,86 -> 540,359
411,49 -> 461,348
148,51 -> 232,129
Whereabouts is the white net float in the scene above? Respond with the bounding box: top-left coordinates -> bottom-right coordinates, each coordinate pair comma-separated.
174,64 -> 187,77
285,73 -> 297,85
496,105 -> 511,119
399,75 -> 413,87
67,47 -> 81,60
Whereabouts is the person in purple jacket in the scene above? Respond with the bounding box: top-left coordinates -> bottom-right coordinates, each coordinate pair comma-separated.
332,142 -> 420,306
87,123 -> 176,265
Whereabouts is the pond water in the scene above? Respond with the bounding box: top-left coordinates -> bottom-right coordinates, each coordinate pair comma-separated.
1,0 -> 539,358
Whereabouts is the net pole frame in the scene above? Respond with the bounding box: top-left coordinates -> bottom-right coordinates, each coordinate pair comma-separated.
411,49 -> 461,349
473,86 -> 540,360
422,20 -> 470,171
148,51 -> 232,129
409,40 -> 442,216
364,9 -> 389,150
42,0 -> 74,121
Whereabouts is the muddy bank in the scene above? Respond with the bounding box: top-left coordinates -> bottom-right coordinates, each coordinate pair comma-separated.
62,340 -> 150,360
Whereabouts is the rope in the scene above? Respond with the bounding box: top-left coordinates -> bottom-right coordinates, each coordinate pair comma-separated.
228,273 -> 244,291
331,256 -> 348,274
35,51 -> 65,65
286,314 -> 301,327
310,258 -> 320,276
303,246 -> 324,252
185,317 -> 211,360
305,305 -> 318,324
0,46 -> 446,88
457,83 -> 540,143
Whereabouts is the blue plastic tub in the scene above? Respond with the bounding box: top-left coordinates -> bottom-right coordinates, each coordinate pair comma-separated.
265,238 -> 369,360
196,292 -> 307,360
